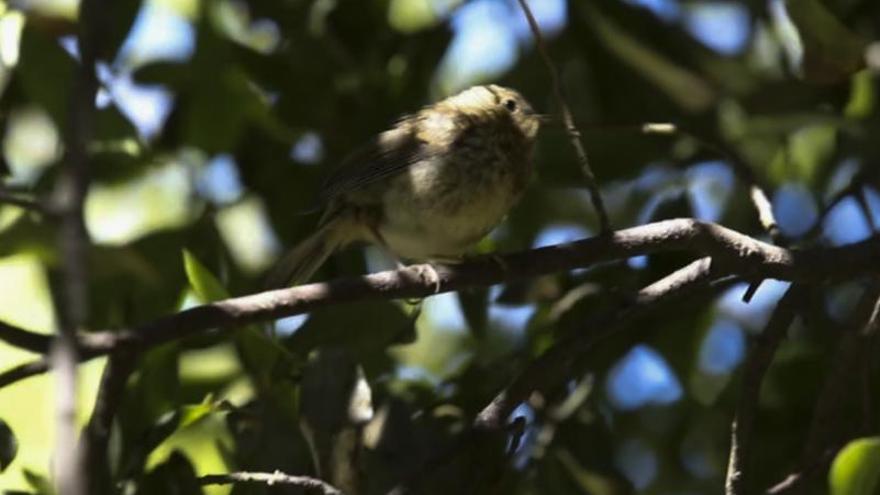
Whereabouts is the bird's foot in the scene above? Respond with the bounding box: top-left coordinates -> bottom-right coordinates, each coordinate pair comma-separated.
414,263 -> 443,294
395,260 -> 444,296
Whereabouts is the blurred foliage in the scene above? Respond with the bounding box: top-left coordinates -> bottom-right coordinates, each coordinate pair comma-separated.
0,0 -> 879,493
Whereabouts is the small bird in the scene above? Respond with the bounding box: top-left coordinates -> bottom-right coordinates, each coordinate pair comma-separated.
268,84 -> 542,287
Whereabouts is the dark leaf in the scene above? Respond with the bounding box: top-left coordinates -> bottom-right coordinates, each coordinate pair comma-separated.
0,418 -> 17,472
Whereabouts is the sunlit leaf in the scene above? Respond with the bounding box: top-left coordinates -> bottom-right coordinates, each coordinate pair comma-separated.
787,124 -> 836,184
845,70 -> 876,119
178,399 -> 217,429
182,248 -> 228,302
182,248 -> 299,388
830,437 -> 880,495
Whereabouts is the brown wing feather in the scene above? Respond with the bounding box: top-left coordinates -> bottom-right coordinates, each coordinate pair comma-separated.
317,117 -> 431,204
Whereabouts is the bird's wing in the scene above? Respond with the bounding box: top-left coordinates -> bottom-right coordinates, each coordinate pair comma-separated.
317,120 -> 431,205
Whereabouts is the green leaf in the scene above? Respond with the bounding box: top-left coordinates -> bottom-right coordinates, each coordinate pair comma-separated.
289,300 -> 417,357
457,288 -> 488,339
0,418 -> 17,472
785,0 -> 867,83
15,23 -> 75,127
179,398 -> 218,429
23,468 -> 56,495
182,250 -> 300,389
830,437 -> 880,495
98,0 -> 145,62
845,70 -> 876,119
787,124 -> 836,184
136,450 -> 203,495
135,344 -> 181,428
121,398 -> 222,479
182,249 -> 229,302
581,3 -> 715,112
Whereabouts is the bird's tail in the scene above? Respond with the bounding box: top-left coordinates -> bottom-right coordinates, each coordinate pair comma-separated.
265,215 -> 356,288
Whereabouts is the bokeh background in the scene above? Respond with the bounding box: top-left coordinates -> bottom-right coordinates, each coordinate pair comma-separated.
0,0 -> 879,493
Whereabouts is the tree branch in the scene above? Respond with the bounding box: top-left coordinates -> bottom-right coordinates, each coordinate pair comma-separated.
514,0 -> 611,233
0,218 -> 879,389
475,256 -> 720,430
798,282 -> 880,473
0,188 -> 51,214
0,320 -> 52,353
803,168 -> 878,239
81,348 -> 139,493
198,471 -> 343,494
725,285 -> 804,495
51,0 -> 105,492
390,258 -> 729,494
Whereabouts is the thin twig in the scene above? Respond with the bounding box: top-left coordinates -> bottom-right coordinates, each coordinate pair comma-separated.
578,120 -> 783,242
2,218 -> 880,388
663,124 -> 783,243
475,257 -> 720,430
856,187 -> 879,232
514,0 -> 611,233
725,286 -> 804,495
862,290 -> 880,336
765,448 -> 838,494
802,168 -> 878,239
0,320 -> 53,353
0,189 -> 51,214
199,470 -> 343,494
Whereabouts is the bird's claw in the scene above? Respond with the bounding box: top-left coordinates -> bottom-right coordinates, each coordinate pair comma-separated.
414,263 -> 443,294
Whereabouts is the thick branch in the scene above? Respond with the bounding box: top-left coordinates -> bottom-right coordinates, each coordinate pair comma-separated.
1,219 -> 879,388
199,471 -> 342,494
51,0 -> 105,492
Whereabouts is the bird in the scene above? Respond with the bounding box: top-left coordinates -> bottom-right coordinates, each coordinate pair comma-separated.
267,84 -> 543,288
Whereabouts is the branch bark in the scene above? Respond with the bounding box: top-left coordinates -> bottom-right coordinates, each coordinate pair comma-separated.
81,348 -> 139,493
1,218 -> 879,388
476,257 -> 720,430
198,471 -> 343,494
0,320 -> 52,353
0,188 -> 51,214
51,0 -> 106,492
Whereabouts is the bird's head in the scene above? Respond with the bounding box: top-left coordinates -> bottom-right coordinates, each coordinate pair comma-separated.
438,85 -> 543,141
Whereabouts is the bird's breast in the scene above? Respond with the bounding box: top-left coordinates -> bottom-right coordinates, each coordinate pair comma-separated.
377,149 -> 530,260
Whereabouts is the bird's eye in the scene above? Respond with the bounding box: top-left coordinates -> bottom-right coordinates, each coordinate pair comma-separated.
504,99 -> 518,112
